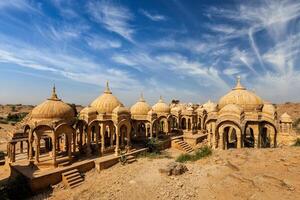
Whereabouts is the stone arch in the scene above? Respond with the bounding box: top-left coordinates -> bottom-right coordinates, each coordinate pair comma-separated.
244,127 -> 255,148
217,121 -> 242,150
117,119 -> 132,149
30,124 -> 54,163
260,122 -> 276,148
181,117 -> 187,130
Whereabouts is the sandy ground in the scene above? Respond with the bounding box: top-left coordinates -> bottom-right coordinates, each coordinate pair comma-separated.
32,147 -> 300,200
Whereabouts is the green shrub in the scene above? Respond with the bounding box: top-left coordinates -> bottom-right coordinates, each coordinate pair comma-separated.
293,138 -> 300,146
6,112 -> 28,122
293,118 -> 300,133
146,138 -> 164,153
176,146 -> 212,163
176,153 -> 193,163
138,151 -> 172,159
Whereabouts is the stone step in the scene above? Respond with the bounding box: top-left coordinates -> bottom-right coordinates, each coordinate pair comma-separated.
176,140 -> 194,153
68,175 -> 83,184
62,168 -> 85,189
65,172 -> 81,180
69,178 -> 84,187
126,155 -> 136,164
62,169 -> 78,176
70,181 -> 83,189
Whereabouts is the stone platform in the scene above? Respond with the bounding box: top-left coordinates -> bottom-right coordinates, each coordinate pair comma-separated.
10,148 -> 148,192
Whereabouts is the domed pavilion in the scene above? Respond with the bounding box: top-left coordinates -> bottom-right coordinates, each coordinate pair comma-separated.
205,76 -> 278,149
7,86 -> 76,166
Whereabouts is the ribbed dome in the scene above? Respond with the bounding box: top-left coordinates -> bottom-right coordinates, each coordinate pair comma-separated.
171,106 -> 181,113
113,104 -> 130,115
280,112 -> 292,123
80,106 -> 98,115
218,77 -> 263,111
90,81 -> 121,114
130,93 -> 151,115
152,96 -> 170,114
262,102 -> 276,115
31,86 -> 75,121
203,100 -> 217,113
219,104 -> 243,115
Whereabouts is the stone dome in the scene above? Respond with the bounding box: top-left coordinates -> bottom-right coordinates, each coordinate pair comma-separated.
80,106 -> 98,115
31,86 -> 75,121
130,93 -> 151,116
218,77 -> 263,111
171,106 -> 181,113
152,96 -> 170,114
219,104 -> 243,115
203,100 -> 217,113
262,102 -> 276,115
280,112 -> 292,123
90,81 -> 121,114
112,104 -> 130,115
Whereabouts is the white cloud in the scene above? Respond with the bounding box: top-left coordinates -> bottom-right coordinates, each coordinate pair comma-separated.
208,24 -> 237,34
87,1 -> 135,42
86,35 -> 122,50
0,0 -> 36,11
139,9 -> 167,21
0,38 -> 139,91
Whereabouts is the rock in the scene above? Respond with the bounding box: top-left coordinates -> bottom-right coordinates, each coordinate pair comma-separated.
282,179 -> 295,191
159,162 -> 188,176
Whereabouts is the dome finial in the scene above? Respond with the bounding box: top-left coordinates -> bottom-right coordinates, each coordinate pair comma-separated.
104,80 -> 112,94
49,84 -> 59,100
233,75 -> 245,90
139,92 -> 145,102
159,95 -> 163,103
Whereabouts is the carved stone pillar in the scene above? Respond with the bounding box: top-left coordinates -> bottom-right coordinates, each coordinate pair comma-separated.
115,125 -> 120,156
35,138 -> 40,163
52,136 -> 56,166
101,123 -> 105,155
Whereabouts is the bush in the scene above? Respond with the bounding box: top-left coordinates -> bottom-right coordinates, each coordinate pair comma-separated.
176,146 -> 212,163
293,118 -> 300,133
147,138 -> 163,153
293,138 -> 300,146
6,112 -> 28,122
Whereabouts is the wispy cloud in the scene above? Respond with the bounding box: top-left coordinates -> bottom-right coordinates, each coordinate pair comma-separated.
0,0 -> 36,11
86,35 -> 122,50
139,9 -> 167,21
87,0 -> 135,42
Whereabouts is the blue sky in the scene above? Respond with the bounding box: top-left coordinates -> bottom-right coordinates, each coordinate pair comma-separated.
0,0 -> 299,106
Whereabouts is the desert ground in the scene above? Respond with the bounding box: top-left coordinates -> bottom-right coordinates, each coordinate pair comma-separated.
32,147 -> 300,200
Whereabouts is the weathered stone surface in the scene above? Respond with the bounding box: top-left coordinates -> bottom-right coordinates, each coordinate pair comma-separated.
159,162 -> 188,176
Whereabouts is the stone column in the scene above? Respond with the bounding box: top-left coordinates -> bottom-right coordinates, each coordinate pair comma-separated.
237,129 -> 242,148
145,124 -> 148,137
52,136 -> 56,166
12,143 -> 16,162
35,138 -> 40,163
68,135 -> 72,159
95,125 -> 100,153
115,125 -> 120,156
29,140 -> 33,160
86,127 -> 92,156
254,126 -> 260,148
27,141 -> 29,159
150,122 -> 153,138
127,126 -> 131,149
20,141 -> 23,153
7,143 -> 10,161
72,132 -> 76,153
101,123 -> 105,155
